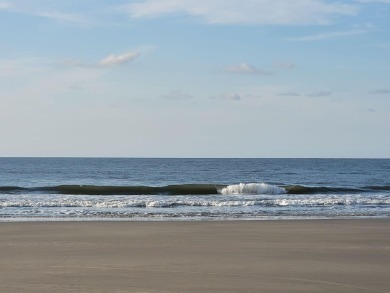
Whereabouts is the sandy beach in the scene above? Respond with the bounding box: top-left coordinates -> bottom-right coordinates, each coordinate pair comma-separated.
0,219 -> 389,292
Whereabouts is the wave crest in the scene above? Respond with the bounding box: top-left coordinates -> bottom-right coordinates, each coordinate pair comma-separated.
219,183 -> 286,195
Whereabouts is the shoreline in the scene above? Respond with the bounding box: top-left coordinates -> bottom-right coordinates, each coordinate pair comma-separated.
0,215 -> 389,222
1,219 -> 389,292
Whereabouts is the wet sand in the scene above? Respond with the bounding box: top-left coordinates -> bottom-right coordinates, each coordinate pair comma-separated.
0,219 -> 389,292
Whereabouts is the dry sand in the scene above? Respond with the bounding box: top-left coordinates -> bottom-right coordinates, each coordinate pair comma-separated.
0,219 -> 389,293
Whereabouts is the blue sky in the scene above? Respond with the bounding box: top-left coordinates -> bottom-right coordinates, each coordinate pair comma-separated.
0,0 -> 389,157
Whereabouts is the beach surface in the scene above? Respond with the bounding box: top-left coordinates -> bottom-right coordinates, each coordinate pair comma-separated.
0,219 -> 389,293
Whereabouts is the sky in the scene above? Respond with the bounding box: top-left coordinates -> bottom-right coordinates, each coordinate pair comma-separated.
0,0 -> 389,158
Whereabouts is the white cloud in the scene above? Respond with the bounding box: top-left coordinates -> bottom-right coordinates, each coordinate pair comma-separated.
288,29 -> 367,41
125,0 -> 358,25
370,89 -> 390,94
65,51 -> 140,68
225,63 -> 272,75
98,52 -> 140,67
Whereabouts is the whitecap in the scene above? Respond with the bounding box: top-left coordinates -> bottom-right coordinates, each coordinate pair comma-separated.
219,183 -> 286,195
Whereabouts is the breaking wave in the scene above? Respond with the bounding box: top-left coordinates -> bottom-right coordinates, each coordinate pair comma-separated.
219,183 -> 286,195
1,184 -> 390,195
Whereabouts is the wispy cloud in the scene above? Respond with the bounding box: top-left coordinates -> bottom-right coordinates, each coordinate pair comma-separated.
38,11 -> 91,25
0,2 -> 11,9
370,89 -> 390,94
212,92 -> 262,101
98,52 -> 140,67
279,90 -> 334,97
162,90 -> 193,100
357,0 -> 390,3
0,2 -> 92,25
288,29 -> 367,41
65,51 -> 140,68
213,93 -> 242,101
278,91 -> 301,96
306,91 -> 332,97
225,63 -> 272,75
124,0 -> 358,25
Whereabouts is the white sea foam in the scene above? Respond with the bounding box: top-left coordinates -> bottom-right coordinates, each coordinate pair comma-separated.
219,183 -> 286,195
2,194 -> 390,210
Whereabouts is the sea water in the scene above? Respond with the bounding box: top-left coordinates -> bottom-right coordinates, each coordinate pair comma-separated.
0,158 -> 389,221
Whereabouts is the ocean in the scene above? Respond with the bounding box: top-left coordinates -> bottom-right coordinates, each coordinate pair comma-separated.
0,158 -> 389,221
